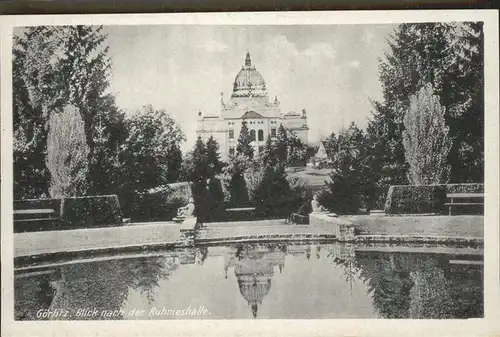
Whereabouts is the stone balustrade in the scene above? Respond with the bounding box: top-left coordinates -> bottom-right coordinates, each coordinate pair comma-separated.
309,212 -> 355,241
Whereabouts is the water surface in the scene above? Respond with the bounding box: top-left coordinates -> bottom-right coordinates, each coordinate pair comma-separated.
15,242 -> 483,320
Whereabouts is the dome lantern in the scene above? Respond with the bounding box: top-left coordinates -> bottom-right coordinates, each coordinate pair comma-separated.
231,52 -> 268,99
245,51 -> 252,67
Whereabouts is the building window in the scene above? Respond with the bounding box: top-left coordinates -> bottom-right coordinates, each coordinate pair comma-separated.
258,146 -> 264,154
229,147 -> 235,155
229,129 -> 234,139
250,129 -> 256,141
271,128 -> 277,137
258,129 -> 264,141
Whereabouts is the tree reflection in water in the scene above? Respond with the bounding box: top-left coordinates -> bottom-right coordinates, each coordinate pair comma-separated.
127,255 -> 179,305
15,273 -> 57,320
15,254 -> 180,320
347,251 -> 483,319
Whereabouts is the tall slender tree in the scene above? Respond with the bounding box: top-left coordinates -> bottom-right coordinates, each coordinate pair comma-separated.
275,124 -> 288,164
46,105 -> 89,197
206,136 -> 223,177
236,120 -> 254,159
403,83 -> 452,185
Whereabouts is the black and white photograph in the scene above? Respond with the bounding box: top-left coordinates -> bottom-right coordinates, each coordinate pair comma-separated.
1,10 -> 499,336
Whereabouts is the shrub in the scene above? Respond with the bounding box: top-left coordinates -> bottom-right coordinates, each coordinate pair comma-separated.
60,195 -> 123,228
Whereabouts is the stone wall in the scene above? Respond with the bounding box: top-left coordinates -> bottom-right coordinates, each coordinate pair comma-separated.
309,213 -> 355,241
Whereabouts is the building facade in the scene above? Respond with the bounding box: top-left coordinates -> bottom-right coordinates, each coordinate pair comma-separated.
196,52 -> 309,161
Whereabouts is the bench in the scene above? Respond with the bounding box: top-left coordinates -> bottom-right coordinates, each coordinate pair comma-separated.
444,193 -> 484,215
14,208 -> 56,219
226,207 -> 256,212
13,208 -> 61,232
225,207 -> 256,221
286,213 -> 309,225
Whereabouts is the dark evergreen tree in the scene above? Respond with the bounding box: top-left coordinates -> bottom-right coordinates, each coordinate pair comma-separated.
262,137 -> 279,167
322,123 -> 370,214
190,137 -> 209,183
236,120 -> 254,159
166,143 -> 183,183
323,132 -> 338,160
205,136 -> 224,176
275,124 -> 288,164
228,171 -> 249,207
253,165 -> 293,218
205,177 -> 226,222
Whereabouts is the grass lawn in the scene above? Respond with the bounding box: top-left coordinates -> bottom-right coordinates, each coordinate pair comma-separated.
286,167 -> 331,189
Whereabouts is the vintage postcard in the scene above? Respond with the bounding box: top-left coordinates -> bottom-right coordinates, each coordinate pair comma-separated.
1,10 -> 499,337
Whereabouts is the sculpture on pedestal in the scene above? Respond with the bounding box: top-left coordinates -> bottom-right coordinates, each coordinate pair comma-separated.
311,194 -> 328,213
177,197 -> 195,218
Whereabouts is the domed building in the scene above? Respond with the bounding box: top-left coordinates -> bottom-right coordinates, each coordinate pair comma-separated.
196,52 -> 309,161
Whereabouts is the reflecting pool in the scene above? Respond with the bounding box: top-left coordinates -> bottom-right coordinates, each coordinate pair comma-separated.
14,242 -> 483,320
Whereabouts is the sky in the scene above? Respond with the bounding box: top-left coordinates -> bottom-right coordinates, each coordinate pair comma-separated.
104,24 -> 396,151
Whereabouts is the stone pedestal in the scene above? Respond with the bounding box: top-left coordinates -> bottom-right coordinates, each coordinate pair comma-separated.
179,217 -> 198,246
179,248 -> 196,265
309,213 -> 355,241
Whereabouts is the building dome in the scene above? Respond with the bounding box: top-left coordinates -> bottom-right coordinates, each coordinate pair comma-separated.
237,275 -> 272,318
232,52 -> 268,98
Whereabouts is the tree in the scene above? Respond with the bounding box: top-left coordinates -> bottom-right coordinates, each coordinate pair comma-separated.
286,131 -> 307,167
228,170 -> 250,207
403,83 -> 452,185
236,120 -> 254,159
275,124 -> 288,164
13,27 -> 63,198
46,105 -> 89,197
262,137 -> 279,167
321,123 -> 370,214
119,105 -> 185,193
205,136 -> 223,177
253,165 -> 293,218
165,143 -> 183,183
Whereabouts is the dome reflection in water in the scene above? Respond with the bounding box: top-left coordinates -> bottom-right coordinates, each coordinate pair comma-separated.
14,243 -> 483,320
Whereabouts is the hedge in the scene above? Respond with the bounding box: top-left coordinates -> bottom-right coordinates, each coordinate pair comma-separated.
60,195 -> 123,228
384,183 -> 484,215
129,189 -> 186,222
